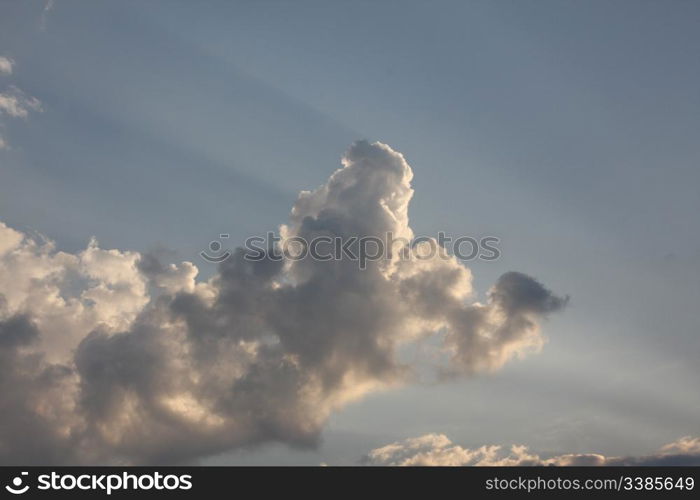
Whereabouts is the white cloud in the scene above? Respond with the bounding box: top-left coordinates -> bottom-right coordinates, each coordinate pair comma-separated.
362,433 -> 700,466
0,141 -> 566,464
0,57 -> 13,76
0,85 -> 42,118
41,0 -> 56,31
659,436 -> 700,456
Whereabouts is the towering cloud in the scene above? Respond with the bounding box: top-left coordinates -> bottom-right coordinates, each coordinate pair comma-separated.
0,141 -> 566,464
362,433 -> 700,466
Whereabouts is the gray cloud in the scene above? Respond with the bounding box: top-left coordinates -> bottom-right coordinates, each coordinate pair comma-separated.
0,141 -> 566,464
362,433 -> 700,466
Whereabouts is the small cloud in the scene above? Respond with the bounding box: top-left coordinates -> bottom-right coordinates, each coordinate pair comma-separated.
0,74 -> 42,148
0,142 -> 565,464
0,57 -> 13,76
657,436 -> 700,457
41,0 -> 55,31
0,86 -> 42,118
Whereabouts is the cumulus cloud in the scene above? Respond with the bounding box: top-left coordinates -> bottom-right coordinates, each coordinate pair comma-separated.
362,434 -> 700,466
0,141 -> 566,464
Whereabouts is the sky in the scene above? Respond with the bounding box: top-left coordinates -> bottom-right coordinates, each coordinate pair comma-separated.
0,0 -> 699,465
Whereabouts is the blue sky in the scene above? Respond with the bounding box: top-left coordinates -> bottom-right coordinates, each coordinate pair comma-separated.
1,0 -> 699,465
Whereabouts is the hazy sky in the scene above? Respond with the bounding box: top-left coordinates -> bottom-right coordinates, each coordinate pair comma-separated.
1,0 -> 699,465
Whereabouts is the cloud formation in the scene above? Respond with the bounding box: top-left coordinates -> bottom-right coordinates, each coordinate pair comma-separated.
0,141 -> 566,464
362,433 -> 700,466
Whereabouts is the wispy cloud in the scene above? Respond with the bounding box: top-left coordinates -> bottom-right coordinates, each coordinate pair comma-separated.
0,57 -> 42,148
40,0 -> 55,31
0,57 -> 13,76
